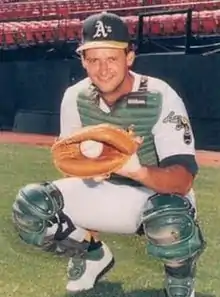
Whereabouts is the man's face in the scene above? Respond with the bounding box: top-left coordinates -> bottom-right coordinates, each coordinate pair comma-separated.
82,47 -> 135,94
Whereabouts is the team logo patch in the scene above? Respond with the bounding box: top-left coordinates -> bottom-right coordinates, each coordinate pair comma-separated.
93,21 -> 112,38
163,111 -> 192,144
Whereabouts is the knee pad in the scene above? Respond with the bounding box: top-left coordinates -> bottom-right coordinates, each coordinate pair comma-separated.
12,181 -> 64,246
141,193 -> 206,263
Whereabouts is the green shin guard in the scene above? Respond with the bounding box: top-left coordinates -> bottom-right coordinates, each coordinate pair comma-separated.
141,194 -> 206,297
142,194 -> 206,262
164,258 -> 196,297
12,182 -> 64,246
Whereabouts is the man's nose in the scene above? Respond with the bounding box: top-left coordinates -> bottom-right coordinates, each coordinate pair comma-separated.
99,61 -> 108,75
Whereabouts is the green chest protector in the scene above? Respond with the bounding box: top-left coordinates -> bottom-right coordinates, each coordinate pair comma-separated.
76,76 -> 162,186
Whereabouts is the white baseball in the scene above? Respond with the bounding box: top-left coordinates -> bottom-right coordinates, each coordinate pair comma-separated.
80,140 -> 104,158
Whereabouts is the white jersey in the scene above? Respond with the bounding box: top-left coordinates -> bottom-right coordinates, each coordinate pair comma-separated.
60,71 -> 196,164
47,72 -> 197,239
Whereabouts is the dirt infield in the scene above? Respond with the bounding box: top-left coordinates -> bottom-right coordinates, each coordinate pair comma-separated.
0,131 -> 220,167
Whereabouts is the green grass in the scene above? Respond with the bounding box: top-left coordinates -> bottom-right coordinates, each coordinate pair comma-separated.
0,143 -> 219,297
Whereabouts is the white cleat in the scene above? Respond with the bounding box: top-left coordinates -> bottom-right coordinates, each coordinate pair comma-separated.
66,242 -> 114,293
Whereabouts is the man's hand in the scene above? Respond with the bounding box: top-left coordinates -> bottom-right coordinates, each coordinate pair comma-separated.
51,123 -> 140,179
92,136 -> 143,182
114,136 -> 143,178
115,153 -> 142,177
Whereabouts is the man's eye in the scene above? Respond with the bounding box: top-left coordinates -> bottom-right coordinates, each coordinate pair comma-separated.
88,59 -> 98,64
108,57 -> 117,62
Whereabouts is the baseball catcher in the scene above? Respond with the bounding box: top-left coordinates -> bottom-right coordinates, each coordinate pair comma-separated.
12,12 -> 206,297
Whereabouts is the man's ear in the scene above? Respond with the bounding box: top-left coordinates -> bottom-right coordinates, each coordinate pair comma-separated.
126,51 -> 135,68
81,54 -> 87,69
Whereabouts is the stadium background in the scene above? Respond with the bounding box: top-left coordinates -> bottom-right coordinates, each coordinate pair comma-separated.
0,0 -> 220,151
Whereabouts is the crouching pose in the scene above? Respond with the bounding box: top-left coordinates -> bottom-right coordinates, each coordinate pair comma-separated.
12,12 -> 206,297
12,181 -> 205,297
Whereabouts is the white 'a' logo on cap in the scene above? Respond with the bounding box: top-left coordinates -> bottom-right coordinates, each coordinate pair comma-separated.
93,21 -> 112,38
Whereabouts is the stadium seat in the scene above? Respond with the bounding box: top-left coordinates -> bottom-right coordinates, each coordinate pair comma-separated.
162,15 -> 175,35
191,12 -> 201,34
172,15 -> 186,35
200,11 -> 217,34
125,16 -> 138,36
149,17 -> 163,36
1,0 -> 220,22
1,6 -> 220,48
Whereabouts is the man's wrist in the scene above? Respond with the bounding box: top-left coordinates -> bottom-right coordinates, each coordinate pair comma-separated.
128,165 -> 147,181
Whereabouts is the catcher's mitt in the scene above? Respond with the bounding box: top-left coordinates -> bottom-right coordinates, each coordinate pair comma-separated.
51,124 -> 139,179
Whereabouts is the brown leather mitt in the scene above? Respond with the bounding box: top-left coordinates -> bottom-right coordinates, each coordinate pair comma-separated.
51,124 -> 139,179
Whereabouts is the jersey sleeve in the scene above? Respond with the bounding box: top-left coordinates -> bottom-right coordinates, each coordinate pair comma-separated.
152,79 -> 196,162
59,86 -> 82,138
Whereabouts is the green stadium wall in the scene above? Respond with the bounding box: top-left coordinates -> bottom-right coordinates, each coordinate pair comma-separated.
0,53 -> 219,151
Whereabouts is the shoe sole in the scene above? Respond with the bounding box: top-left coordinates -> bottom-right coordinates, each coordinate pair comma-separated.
164,288 -> 195,297
67,257 -> 115,295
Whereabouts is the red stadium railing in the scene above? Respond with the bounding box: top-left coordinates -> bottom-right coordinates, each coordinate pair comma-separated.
0,0 -> 220,22
0,0 -> 217,4
0,9 -> 219,47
